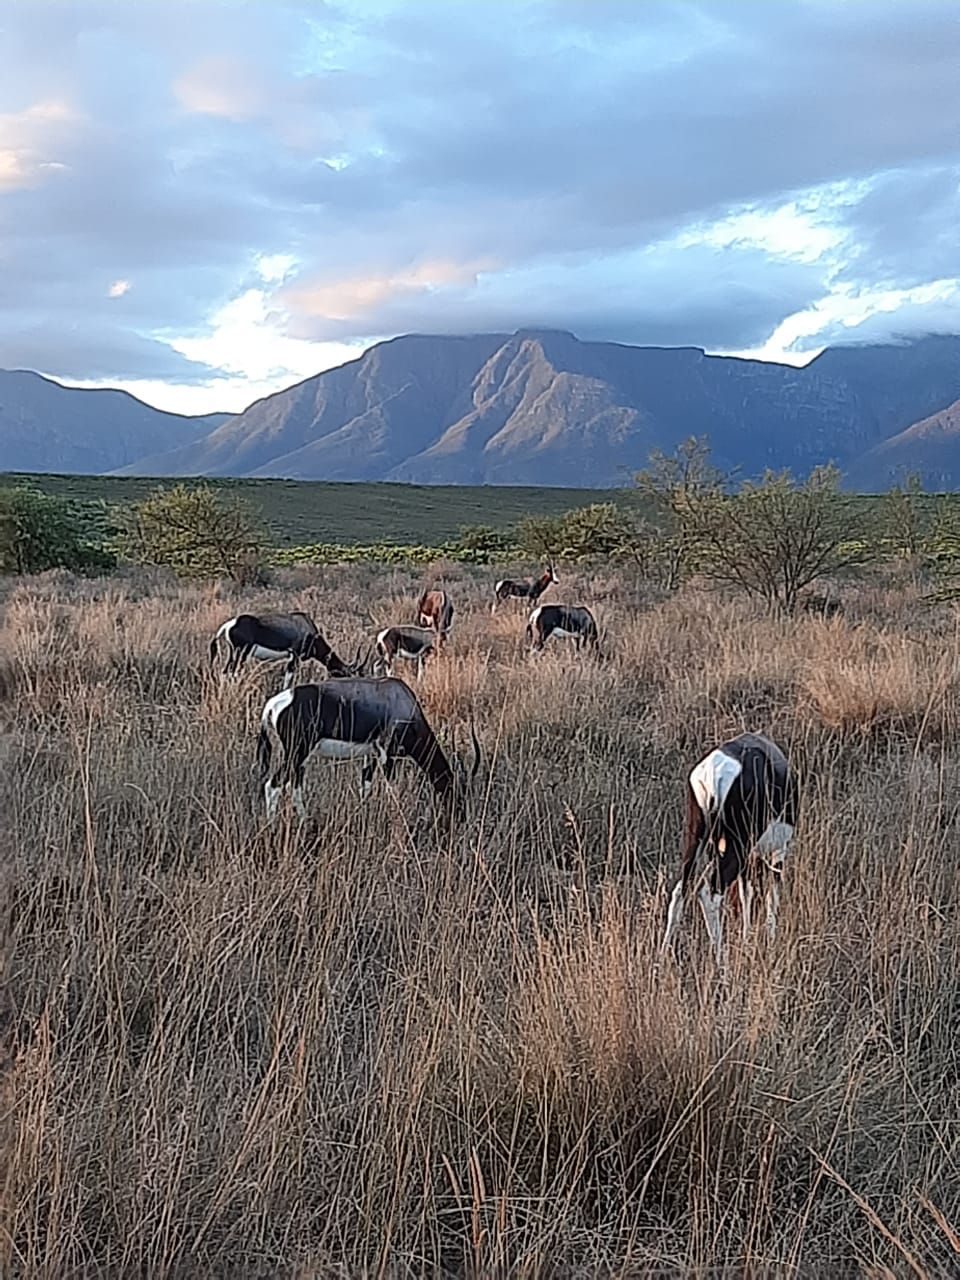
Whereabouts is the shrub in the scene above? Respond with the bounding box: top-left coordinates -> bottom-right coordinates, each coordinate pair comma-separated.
0,486 -> 115,575
689,466 -> 875,615
121,483 -> 266,583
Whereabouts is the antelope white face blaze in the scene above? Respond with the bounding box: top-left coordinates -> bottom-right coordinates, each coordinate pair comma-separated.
754,820 -> 795,865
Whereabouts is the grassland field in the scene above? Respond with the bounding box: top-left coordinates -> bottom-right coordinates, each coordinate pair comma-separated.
1,554 -> 958,1276
0,472 -> 641,547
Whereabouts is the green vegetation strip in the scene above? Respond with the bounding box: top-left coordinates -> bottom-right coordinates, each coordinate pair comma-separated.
1,472 -> 629,546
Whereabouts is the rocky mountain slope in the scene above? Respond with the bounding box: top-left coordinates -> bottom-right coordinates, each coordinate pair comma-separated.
114,330 -> 960,487
0,370 -> 229,475
6,331 -> 960,487
848,396 -> 960,489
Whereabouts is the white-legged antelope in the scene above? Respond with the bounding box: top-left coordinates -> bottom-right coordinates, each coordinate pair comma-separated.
211,611 -> 365,688
527,604 -> 600,654
256,677 -> 480,822
492,564 -> 558,613
417,589 -> 454,640
661,732 -> 798,967
374,626 -> 437,679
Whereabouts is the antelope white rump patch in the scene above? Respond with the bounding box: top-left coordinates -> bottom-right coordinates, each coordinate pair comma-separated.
690,749 -> 742,816
262,686 -> 295,730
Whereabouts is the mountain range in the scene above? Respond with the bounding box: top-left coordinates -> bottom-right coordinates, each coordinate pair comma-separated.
0,369 -> 228,475
4,330 -> 960,489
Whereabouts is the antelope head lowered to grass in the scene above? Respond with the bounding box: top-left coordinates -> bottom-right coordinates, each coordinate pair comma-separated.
211,611 -> 366,688
527,604 -> 601,655
256,676 -> 481,822
373,625 -> 438,679
660,731 -> 798,968
492,565 -> 558,613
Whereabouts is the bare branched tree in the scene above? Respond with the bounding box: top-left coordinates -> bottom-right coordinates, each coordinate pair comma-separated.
634,436 -> 726,589
689,465 -> 874,615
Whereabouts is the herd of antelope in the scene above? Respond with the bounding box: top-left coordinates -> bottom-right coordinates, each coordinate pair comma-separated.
211,564 -> 796,970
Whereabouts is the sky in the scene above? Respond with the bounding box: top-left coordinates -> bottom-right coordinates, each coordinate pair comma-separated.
1,0 -> 959,416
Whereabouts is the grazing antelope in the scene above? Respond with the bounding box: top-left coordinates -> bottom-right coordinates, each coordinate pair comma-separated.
527,604 -> 600,654
374,626 -> 437,679
211,611 -> 365,689
661,732 -> 798,967
492,565 -> 558,613
256,677 -> 480,822
417,589 -> 454,639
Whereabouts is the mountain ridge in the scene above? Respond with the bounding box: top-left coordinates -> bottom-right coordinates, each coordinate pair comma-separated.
0,369 -> 230,475
114,329 -> 960,487
5,330 -> 960,487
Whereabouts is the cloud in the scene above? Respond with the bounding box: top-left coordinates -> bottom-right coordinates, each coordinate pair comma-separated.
174,55 -> 266,122
0,97 -> 77,191
0,0 -> 958,411
284,258 -> 499,325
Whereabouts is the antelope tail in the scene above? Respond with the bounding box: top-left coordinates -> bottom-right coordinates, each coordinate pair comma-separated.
209,634 -> 219,667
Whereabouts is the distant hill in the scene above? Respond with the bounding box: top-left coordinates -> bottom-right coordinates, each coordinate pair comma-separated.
848,396 -> 960,490
6,331 -> 960,487
0,370 -> 229,474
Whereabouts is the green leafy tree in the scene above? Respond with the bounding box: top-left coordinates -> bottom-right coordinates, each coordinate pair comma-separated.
515,512 -> 566,561
123,484 -> 266,583
689,465 -> 873,615
0,486 -> 112,575
554,503 -> 623,560
456,524 -> 519,560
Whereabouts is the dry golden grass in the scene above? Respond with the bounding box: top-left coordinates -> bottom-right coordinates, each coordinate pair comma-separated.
1,564 -> 959,1277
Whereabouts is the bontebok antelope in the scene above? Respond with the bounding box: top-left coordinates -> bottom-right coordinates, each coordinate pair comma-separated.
417,589 -> 454,638
661,732 -> 798,966
527,604 -> 600,653
374,626 -> 437,679
492,565 -> 558,613
256,677 -> 480,822
211,612 -> 364,688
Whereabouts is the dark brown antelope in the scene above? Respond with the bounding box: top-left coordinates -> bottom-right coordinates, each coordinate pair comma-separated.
417,589 -> 454,639
256,677 -> 480,821
492,565 -> 558,613
211,612 -> 365,688
660,732 -> 798,966
373,626 -> 437,679
527,604 -> 600,654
